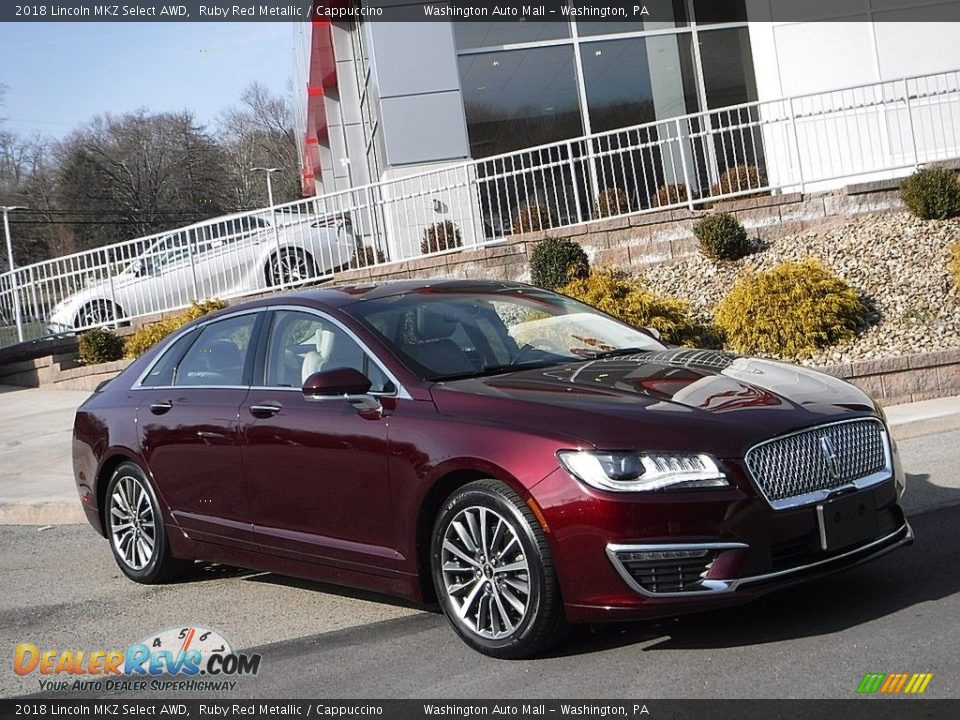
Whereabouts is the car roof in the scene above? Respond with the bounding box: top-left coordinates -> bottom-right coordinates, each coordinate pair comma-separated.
247,278 -> 537,310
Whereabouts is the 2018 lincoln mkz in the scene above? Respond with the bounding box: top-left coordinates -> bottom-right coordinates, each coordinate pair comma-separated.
72,280 -> 912,658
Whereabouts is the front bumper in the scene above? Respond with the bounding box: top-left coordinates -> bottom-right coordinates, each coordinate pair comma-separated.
533,462 -> 913,623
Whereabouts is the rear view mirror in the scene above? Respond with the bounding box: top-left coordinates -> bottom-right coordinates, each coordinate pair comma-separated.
302,368 -> 372,397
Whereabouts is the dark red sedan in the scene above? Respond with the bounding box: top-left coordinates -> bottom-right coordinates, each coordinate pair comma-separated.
73,280 -> 912,658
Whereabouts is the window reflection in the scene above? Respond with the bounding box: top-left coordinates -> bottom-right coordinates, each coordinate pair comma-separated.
453,20 -> 570,50
581,35 -> 698,133
459,46 -> 583,157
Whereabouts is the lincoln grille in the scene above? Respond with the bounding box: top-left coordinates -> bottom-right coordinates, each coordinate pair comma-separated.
745,419 -> 890,505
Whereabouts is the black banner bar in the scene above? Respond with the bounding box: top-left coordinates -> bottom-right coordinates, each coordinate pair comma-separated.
2,0 -> 960,23
2,700 -> 960,720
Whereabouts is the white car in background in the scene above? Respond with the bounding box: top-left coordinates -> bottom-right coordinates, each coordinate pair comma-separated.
49,211 -> 357,331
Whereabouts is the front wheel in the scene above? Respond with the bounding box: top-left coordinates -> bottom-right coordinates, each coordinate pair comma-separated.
266,248 -> 320,287
431,479 -> 567,659
105,462 -> 191,584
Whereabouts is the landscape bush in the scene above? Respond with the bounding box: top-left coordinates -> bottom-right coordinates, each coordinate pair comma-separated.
561,268 -> 719,347
900,166 -> 960,220
596,187 -> 630,218
948,240 -> 960,288
530,237 -> 590,290
710,164 -> 767,198
514,203 -> 555,234
713,259 -> 866,357
693,212 -> 752,261
124,299 -> 227,358
420,220 -> 462,254
78,327 -> 124,365
350,240 -> 387,269
650,183 -> 689,209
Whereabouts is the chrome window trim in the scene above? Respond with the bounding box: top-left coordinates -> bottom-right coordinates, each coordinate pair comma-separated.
607,521 -> 912,598
744,417 -> 893,511
132,304 -> 411,400
261,304 -> 411,400
606,542 -> 749,598
130,308 -> 262,390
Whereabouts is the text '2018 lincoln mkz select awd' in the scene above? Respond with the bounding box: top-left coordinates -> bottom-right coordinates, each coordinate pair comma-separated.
72,280 -> 911,658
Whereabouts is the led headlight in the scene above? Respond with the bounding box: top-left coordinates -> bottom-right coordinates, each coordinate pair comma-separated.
557,450 -> 729,493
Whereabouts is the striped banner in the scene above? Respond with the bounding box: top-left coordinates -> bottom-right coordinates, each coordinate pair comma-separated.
857,673 -> 934,694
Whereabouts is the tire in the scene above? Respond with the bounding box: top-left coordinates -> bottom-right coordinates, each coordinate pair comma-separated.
430,479 -> 567,659
74,300 -> 124,330
104,461 -> 191,584
266,248 -> 320,287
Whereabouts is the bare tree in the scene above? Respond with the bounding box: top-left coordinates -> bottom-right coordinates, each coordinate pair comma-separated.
218,82 -> 300,209
55,110 -> 231,250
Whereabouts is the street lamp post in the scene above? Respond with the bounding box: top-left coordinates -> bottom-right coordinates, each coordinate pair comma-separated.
251,167 -> 284,284
1,206 -> 28,343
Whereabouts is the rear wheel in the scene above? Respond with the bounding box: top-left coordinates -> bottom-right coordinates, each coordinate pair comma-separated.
431,479 -> 567,659
266,248 -> 319,287
74,300 -> 124,330
105,462 -> 191,584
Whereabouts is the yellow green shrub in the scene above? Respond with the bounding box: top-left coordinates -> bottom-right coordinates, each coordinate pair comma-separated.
561,268 -> 719,347
714,259 -> 865,357
124,299 -> 227,358
948,241 -> 960,287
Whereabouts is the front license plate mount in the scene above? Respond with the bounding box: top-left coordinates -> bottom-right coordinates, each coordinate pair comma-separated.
816,492 -> 879,552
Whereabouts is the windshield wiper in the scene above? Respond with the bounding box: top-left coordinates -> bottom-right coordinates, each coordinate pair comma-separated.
428,360 -> 561,383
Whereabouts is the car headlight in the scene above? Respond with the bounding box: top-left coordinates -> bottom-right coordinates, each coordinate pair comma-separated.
557,450 -> 730,493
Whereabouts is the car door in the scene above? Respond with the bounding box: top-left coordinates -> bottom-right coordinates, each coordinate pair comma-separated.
135,310 -> 263,551
240,308 -> 400,572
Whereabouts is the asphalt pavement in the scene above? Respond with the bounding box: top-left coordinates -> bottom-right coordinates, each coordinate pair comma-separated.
2,427 -> 959,699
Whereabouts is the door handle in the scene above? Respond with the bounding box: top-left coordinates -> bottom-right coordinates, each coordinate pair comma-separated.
249,402 -> 282,418
149,400 -> 173,415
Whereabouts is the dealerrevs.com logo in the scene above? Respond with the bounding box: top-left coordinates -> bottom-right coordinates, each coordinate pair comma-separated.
13,626 -> 262,693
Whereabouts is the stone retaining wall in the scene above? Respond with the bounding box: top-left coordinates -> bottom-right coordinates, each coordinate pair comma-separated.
823,349 -> 960,407
331,186 -> 904,286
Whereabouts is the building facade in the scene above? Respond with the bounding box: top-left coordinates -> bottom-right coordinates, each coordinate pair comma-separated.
293,1 -> 960,257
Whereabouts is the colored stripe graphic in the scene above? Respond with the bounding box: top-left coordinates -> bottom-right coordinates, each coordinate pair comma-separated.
857,673 -> 886,693
857,673 -> 932,694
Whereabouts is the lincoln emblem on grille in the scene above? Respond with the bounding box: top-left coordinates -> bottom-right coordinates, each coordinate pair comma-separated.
819,434 -> 841,480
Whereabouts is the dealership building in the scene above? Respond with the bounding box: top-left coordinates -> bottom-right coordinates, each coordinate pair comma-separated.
293,1 -> 960,258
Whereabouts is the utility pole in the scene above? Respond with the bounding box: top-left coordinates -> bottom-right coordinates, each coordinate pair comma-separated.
251,167 -> 284,283
1,206 -> 28,343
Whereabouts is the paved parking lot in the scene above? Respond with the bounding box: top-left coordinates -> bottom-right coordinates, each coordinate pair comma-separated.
2,426 -> 959,699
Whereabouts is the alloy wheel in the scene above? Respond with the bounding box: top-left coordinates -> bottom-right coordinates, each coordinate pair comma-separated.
109,473 -> 157,571
270,249 -> 314,286
440,505 -> 531,640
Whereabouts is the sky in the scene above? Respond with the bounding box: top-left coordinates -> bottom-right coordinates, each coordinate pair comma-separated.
0,22 -> 296,138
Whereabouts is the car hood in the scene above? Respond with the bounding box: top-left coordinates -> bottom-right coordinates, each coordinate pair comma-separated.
429,349 -> 879,457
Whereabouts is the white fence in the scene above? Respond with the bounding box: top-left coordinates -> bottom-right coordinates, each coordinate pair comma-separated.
1,68 -> 959,349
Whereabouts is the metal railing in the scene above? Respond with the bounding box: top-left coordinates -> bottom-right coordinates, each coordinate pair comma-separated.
1,68 -> 959,349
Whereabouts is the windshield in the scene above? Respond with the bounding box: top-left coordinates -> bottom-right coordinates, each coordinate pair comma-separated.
344,286 -> 665,381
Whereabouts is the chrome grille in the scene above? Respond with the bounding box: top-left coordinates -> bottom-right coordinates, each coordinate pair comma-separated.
745,419 -> 890,507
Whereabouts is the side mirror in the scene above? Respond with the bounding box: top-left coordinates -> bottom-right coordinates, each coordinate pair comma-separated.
302,367 -> 372,397
645,327 -> 662,340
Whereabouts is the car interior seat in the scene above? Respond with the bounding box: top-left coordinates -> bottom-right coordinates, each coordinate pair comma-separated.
301,327 -> 336,383
405,309 -> 474,377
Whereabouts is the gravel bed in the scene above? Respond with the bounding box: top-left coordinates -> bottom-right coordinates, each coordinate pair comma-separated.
639,212 -> 960,366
